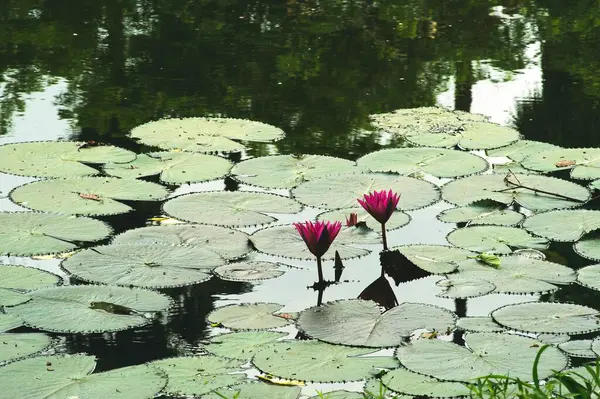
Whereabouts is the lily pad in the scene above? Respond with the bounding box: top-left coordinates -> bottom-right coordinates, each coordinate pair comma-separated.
436,278 -> 496,299
250,224 -> 379,260
0,265 -> 62,307
130,117 -> 285,153
558,340 -> 597,358
537,334 -> 570,345
447,226 -> 548,254
0,333 -> 51,363
380,367 -> 472,397
252,340 -> 399,382
441,173 -> 591,212
523,210 -> 600,242
576,264 -> 600,291
208,303 -> 291,330
522,148 -> 600,179
391,245 -> 474,274
574,234 -> 600,261
437,202 -> 524,226
104,152 -> 233,184
0,212 -> 112,256
308,390 -> 365,399
61,243 -> 224,288
10,177 -> 169,216
112,224 -> 251,260
406,122 -> 520,151
232,154 -> 359,189
292,172 -> 440,211
487,140 -> 561,162
207,383 -> 302,399
0,141 -> 135,178
456,317 -> 506,333
0,314 -> 24,332
317,207 -> 411,231
205,331 -> 287,361
163,191 -> 302,227
492,162 -> 540,175
213,262 -> 285,282
397,332 -> 567,382
357,148 -> 488,178
6,285 -> 171,333
298,300 -> 456,347
491,302 -> 600,335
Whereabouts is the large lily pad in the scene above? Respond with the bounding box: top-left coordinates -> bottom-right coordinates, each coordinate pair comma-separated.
381,367 -> 472,397
0,354 -> 167,399
292,172 -> 440,211
10,177 -> 169,216
0,212 -> 112,256
250,224 -> 379,260
130,117 -> 285,153
397,333 -> 567,382
104,152 -> 233,184
391,244 -> 474,274
213,261 -> 285,282
576,264 -> 600,291
232,154 -> 359,189
0,141 -> 135,178
441,173 -> 591,211
61,243 -> 224,288
357,148 -> 489,178
523,210 -> 600,242
0,265 -> 62,307
112,224 -> 250,260
206,383 -> 301,399
405,122 -> 520,150
317,207 -> 411,231
0,333 -> 51,363
207,303 -> 291,330
437,201 -> 524,226
6,285 -> 171,333
522,148 -> 600,179
163,191 -> 302,227
487,140 -> 561,162
447,226 -> 549,254
491,302 -> 600,335
252,340 -> 399,382
297,300 -> 456,347
205,331 -> 287,361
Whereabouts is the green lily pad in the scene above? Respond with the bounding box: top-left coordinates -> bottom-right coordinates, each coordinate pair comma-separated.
558,340 -> 596,358
397,333 -> 567,382
0,141 -> 135,178
380,367 -> 472,397
577,264 -> 600,291
456,317 -> 506,333
492,162 -> 540,175
10,177 -> 169,216
232,154 -> 359,189
574,234 -> 600,261
447,226 -> 549,254
6,285 -> 171,333
437,201 -> 524,226
130,117 -> 285,153
391,245 -> 474,274
436,278 -> 496,299
357,148 -> 489,178
208,303 -> 292,330
308,390 -> 365,399
487,140 -> 561,162
441,173 -> 591,211
292,172 -> 440,211
591,180 -> 600,191
0,314 -> 24,332
0,333 -> 51,363
163,191 -> 302,227
523,210 -> 600,242
491,302 -> 600,335
0,212 -> 112,256
406,122 -> 520,150
537,334 -> 570,344
205,331 -> 287,361
0,265 -> 62,307
213,261 -> 285,282
104,152 -> 233,184
298,300 -> 456,347
522,148 -> 600,179
317,207 -> 411,231
206,383 -> 301,399
253,340 -> 399,382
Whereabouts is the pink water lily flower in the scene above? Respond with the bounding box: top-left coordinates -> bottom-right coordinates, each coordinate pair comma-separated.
293,220 -> 342,283
357,189 -> 400,225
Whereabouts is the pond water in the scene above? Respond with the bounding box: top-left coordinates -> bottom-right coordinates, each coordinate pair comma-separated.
1,1 -> 600,397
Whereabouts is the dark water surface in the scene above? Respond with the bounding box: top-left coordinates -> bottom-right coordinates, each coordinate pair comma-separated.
2,0 -> 600,395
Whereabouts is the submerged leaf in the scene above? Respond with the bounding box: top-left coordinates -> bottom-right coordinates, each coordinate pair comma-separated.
208,303 -> 291,330
523,210 -> 600,242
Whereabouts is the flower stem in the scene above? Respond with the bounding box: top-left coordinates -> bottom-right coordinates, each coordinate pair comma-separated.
381,223 -> 388,277
316,256 -> 324,283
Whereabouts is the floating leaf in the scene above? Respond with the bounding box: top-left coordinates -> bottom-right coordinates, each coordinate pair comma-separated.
0,265 -> 61,307
252,340 -> 399,382
456,317 -> 506,333
214,262 -> 285,282
130,117 -> 285,153
391,245 -> 474,274
397,333 -> 567,382
536,334 -> 569,345
574,234 -> 600,261
0,314 -> 24,332
6,285 -> 171,333
523,210 -> 600,242
207,383 -> 302,399
522,148 -> 600,179
112,224 -> 251,260
292,172 -> 440,211
447,226 -> 548,254
576,264 -> 600,291
0,141 -> 135,178
0,212 -> 112,256
0,333 -> 51,363
297,300 -> 456,347
104,152 -> 233,184
592,339 -> 600,357
308,390 -> 365,399
437,202 -> 524,226
317,207 -> 410,231
436,278 -> 496,299
357,148 -> 488,178
208,303 -> 291,330
558,340 -> 596,358
380,367 -> 472,397
491,302 -> 600,335
163,191 -> 302,227
61,243 -> 224,288
493,162 -> 540,175
441,173 -> 591,212
487,140 -> 561,162
205,331 -> 286,361
251,224 -> 379,260
10,177 -> 169,216
406,122 -> 520,150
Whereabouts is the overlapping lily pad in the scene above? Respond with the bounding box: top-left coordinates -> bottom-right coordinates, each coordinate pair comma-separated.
308,390 -> 365,399
522,148 -> 600,179
456,317 -> 506,333
207,303 -> 292,330
317,207 -> 410,231
213,261 -> 285,281
0,265 -> 62,307
207,383 -> 302,399
523,210 -> 600,242
380,367 -> 472,397
205,331 -> 287,360
0,141 -> 135,178
441,173 -> 591,211
405,122 -> 520,150
436,278 -> 496,299
447,226 -> 549,254
0,333 -> 52,363
292,172 -> 440,211
391,245 -> 474,274
5,285 -> 171,333
130,117 -> 285,153
357,148 -> 489,178
0,314 -> 24,332
163,191 -> 302,227
558,340 -> 597,358
487,140 -> 561,162
104,152 -> 233,184
438,201 -> 524,226
232,154 -> 359,189
574,234 -> 600,261
10,177 -> 169,216
576,264 -> 600,291
0,212 -> 112,256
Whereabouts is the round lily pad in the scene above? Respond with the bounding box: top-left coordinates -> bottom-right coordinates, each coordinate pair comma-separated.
558,340 -> 596,358
0,265 -> 62,307
104,152 -> 233,184
0,212 -> 112,256
232,154 -> 359,189
391,245 -> 474,274
208,303 -> 291,330
0,141 -> 135,178
447,226 -> 548,254
456,317 -> 506,333
437,202 -> 524,226
436,278 -> 496,299
487,140 -> 561,162
0,333 -> 51,363
214,261 -> 285,282
130,117 -> 285,153
491,302 -> 600,335
298,300 -> 456,347
357,148 -> 489,178
537,334 -> 570,345
6,285 -> 172,333
205,331 -> 287,360
406,122 -> 520,150
576,264 -> 600,291
522,148 -> 600,179
292,172 -> 440,211
163,191 -> 302,227
380,367 -> 472,397
523,210 -> 600,242
441,173 -> 591,212
317,207 -> 411,231
10,177 -> 169,216
206,383 -> 301,399
308,390 -> 365,399
574,234 -> 600,261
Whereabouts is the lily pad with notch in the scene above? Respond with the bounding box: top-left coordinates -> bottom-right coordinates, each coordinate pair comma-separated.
522,148 -> 600,179
204,331 -> 287,361
446,226 -> 549,254
523,210 -> 600,242
0,265 -> 62,307
214,261 -> 285,282
380,367 -> 473,398
438,201 -> 524,226
207,303 -> 292,330
487,140 -> 561,162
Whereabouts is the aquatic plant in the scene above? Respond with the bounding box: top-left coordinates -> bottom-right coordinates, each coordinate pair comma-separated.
293,220 -> 342,283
